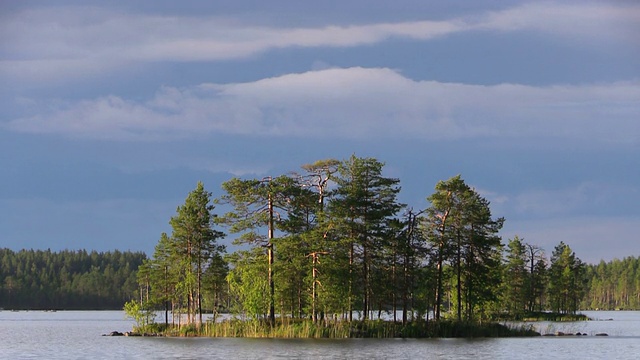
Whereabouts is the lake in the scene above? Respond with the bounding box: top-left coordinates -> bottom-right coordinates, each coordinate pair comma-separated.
0,310 -> 639,359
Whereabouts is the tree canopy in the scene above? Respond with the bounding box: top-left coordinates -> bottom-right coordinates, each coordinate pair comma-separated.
131,156 -> 605,328
6,155 -> 632,322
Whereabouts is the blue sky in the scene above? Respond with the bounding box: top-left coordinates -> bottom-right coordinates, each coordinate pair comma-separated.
1,0 -> 638,263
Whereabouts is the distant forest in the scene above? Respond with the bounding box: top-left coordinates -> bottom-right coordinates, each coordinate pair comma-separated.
584,257 -> 640,311
0,247 -> 637,312
0,249 -> 145,310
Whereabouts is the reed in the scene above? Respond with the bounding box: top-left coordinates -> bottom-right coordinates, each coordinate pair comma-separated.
149,319 -> 540,338
494,311 -> 590,322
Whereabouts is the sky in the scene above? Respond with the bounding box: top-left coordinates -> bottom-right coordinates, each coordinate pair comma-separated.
1,0 -> 639,264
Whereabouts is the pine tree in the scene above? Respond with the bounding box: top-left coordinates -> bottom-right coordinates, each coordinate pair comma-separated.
168,182 -> 226,326
503,236 -> 527,318
421,175 -> 503,321
217,175 -> 300,323
548,242 -> 585,314
327,155 -> 403,320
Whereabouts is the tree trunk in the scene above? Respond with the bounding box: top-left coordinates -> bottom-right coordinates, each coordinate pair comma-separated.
312,254 -> 317,322
164,265 -> 169,327
349,241 -> 354,322
456,231 -> 462,322
198,249 -> 203,327
363,244 -> 369,320
435,250 -> 443,321
268,194 -> 275,324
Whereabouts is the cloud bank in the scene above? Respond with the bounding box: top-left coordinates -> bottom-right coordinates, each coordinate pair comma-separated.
2,2 -> 638,83
5,67 -> 639,142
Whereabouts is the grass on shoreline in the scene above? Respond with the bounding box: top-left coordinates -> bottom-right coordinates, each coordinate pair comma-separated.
493,311 -> 590,322
135,319 -> 540,338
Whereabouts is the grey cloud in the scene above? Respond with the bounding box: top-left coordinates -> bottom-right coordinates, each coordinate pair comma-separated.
2,3 -> 638,84
5,67 -> 639,143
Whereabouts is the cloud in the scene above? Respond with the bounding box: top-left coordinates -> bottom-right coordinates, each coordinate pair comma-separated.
6,95 -> 175,141
480,2 -> 640,44
2,2 -> 638,83
5,67 -> 639,142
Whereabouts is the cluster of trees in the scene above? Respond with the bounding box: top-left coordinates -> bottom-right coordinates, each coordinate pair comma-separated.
502,238 -> 587,317
583,256 -> 640,310
136,156 -> 597,328
0,249 -> 144,309
135,182 -> 227,327
2,157 -> 635,320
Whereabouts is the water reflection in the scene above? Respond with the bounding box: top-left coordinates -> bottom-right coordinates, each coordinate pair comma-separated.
1,310 -> 639,360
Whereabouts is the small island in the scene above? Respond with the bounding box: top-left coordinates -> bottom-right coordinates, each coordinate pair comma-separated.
121,157 -> 600,339
122,316 -> 543,338
1,158 -> 635,338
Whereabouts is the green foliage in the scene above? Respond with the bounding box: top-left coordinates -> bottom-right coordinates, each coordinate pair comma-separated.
502,236 -> 528,317
548,242 -> 586,314
0,248 -> 144,309
582,256 -> 640,310
421,175 -> 504,322
226,249 -> 270,319
327,155 -> 403,320
216,175 -> 299,323
136,182 -> 227,327
124,299 -> 156,331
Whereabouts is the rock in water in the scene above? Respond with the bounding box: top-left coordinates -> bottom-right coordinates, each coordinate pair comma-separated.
103,331 -> 124,336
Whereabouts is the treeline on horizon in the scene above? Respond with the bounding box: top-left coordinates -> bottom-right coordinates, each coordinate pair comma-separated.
584,257 -> 640,311
0,248 -> 144,310
130,155 -> 639,331
0,248 -> 636,313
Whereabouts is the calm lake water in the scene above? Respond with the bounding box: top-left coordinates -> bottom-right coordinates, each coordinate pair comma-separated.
1,310 -> 639,359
